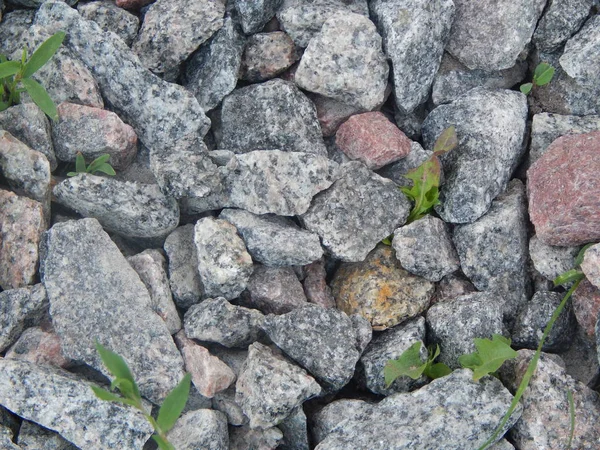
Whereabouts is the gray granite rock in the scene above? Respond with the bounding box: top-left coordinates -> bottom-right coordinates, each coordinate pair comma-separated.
229,424 -> 283,449
426,292 -> 508,369
40,218 -> 185,403
512,291 -> 576,352
446,0 -> 546,70
212,387 -> 247,425
134,0 -> 224,81
392,215 -> 459,282
313,369 -> 521,449
279,406 -> 309,450
234,0 -> 282,34
422,88 -> 528,223
370,0 -> 454,114
432,273 -> 476,304
53,174 -> 180,240
0,103 -> 56,171
0,284 -> 48,353
452,180 -> 530,322
220,79 -> 326,155
376,140 -> 432,187
357,316 -> 427,396
0,10 -> 34,56
167,409 -> 229,450
560,15 -> 600,88
582,243 -> 600,289
16,420 -> 77,450
295,12 -> 388,111
77,0 -> 140,47
0,359 -> 153,449
5,326 -> 70,368
262,304 -> 370,390
243,266 -> 308,314
277,0 -> 368,48
194,217 -> 254,300
529,234 -> 580,283
533,0 -> 593,52
301,162 -> 410,262
184,17 -> 245,112
184,297 -> 264,348
241,31 -> 298,82
236,342 -> 321,429
7,0 -> 76,7
220,208 -> 323,266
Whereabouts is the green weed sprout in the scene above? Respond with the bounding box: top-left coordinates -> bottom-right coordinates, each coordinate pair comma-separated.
459,334 -> 517,381
384,342 -> 451,386
520,62 -> 555,95
0,31 -> 65,120
92,342 -> 191,450
67,152 -> 116,177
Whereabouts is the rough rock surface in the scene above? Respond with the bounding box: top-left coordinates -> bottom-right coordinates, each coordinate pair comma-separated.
278,406 -> 309,450
53,174 -> 180,240
167,409 -> 229,450
574,279 -> 600,337
0,284 -> 48,353
422,88 -> 528,223
229,424 -> 283,449
164,224 -> 203,309
234,0 -> 282,34
392,215 -> 459,282
220,208 -> 323,266
431,273 -> 476,304
331,245 -> 434,330
0,359 -> 153,450
244,266 -> 308,314
529,234 -> 580,283
559,15 -> 600,88
307,92 -> 363,137
370,0 -> 454,113
220,79 -> 326,155
77,0 -> 140,47
5,326 -> 70,368
582,243 -> 600,289
242,31 -> 298,82
194,217 -> 254,300
16,420 -> 77,450
528,131 -> 600,246
262,304 -> 370,390
301,162 -> 411,262
377,140 -> 432,187
41,218 -> 185,403
236,342 -> 321,429
533,0 -> 593,52
295,12 -> 388,111
302,258 -> 336,308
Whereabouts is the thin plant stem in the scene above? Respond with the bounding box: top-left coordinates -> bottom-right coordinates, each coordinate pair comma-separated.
567,389 -> 575,449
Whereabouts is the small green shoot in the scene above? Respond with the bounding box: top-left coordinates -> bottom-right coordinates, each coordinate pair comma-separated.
93,342 -> 191,450
384,342 -> 451,387
520,62 -> 555,95
67,152 -> 116,177
401,126 -> 458,224
458,334 -> 517,381
0,31 -> 65,120
567,389 -> 575,449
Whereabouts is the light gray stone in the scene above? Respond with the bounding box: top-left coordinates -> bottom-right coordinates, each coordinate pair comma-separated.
244,266 -> 308,314
77,0 -> 140,47
167,409 -> 229,450
7,0 -> 76,7
40,218 -> 185,403
422,88 -> 528,223
234,0 -> 282,34
582,243 -> 600,289
0,9 -> 34,56
560,15 -> 600,87
533,0 -> 593,52
229,424 -> 283,450
0,284 -> 48,353
529,234 -> 580,283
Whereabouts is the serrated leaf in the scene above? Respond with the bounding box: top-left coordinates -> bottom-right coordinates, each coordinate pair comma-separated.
432,125 -> 458,156
459,334 -> 517,381
425,362 -> 452,379
0,61 -> 21,79
533,62 -> 555,86
23,31 -> 66,78
91,386 -> 139,407
95,341 -> 140,400
384,342 -> 427,386
75,152 -> 86,173
21,78 -> 58,120
156,373 -> 191,434
152,435 -> 176,450
520,83 -> 533,95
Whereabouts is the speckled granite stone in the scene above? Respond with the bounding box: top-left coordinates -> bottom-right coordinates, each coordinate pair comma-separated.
278,406 -> 309,450
229,424 -> 283,449
5,326 -> 70,368
167,409 -> 229,450
77,0 -> 140,47
533,0 -> 593,52
16,420 -> 77,450
582,243 -> 600,289
234,0 -> 282,34
0,10 -> 34,56
241,31 -> 298,82
529,234 -> 581,283
0,284 -> 48,353
243,266 -> 308,315
560,15 -> 600,88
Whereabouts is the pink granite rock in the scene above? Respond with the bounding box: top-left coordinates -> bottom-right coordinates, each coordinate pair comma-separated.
0,190 -> 45,290
335,112 -> 411,170
302,258 -> 336,308
527,131 -> 600,246
581,243 -> 600,290
242,32 -> 298,82
174,331 -> 236,398
5,326 -> 70,368
572,279 -> 600,338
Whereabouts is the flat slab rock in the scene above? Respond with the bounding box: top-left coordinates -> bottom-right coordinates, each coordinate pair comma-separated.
0,359 -> 153,450
41,218 -> 185,404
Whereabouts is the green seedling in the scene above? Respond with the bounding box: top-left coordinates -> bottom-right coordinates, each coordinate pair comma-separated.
384,342 -> 451,387
67,152 -> 116,177
92,342 -> 191,450
0,31 -> 65,120
520,62 -> 555,95
459,334 -> 518,382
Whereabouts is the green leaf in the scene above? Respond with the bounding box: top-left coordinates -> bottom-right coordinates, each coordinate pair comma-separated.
520,83 -> 533,95
86,154 -> 111,173
152,435 -> 176,450
432,125 -> 458,156
90,386 -> 139,407
95,341 -> 140,400
23,31 -> 66,78
94,163 -> 116,176
425,362 -> 452,379
0,61 -> 21,79
110,378 -> 138,401
75,152 -> 86,174
574,243 -> 594,268
553,269 -> 584,287
384,342 -> 427,386
459,334 -> 517,381
21,78 -> 58,120
156,373 -> 191,434
381,236 -> 392,246
66,172 -> 77,177
533,62 -> 555,87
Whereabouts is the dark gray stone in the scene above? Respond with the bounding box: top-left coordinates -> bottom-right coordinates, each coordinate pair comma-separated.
533,0 -> 593,52
234,0 -> 282,34
166,409 -> 229,450
295,12 -> 388,111
219,208 -> 323,266
301,162 -> 411,262
184,297 -> 264,348
262,304 -> 370,390
370,0 -> 454,114
426,292 -> 508,369
77,0 -> 140,47
278,407 -> 309,450
0,284 -> 48,353
220,79 -> 327,155
376,141 -> 432,187
184,17 -> 245,112
422,88 -> 528,223
53,174 -> 180,240
229,424 -> 283,450
559,15 -> 600,87
235,342 -> 321,429
529,234 -> 580,283
212,387 -> 247,426
40,218 -> 185,403
244,266 -> 308,314
16,420 -> 77,450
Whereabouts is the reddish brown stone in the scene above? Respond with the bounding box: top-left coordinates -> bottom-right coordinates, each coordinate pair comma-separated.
115,0 -> 154,9
5,326 -> 70,368
335,112 -> 411,170
241,32 -> 298,82
527,131 -> 600,246
572,279 -> 600,338
302,258 -> 336,308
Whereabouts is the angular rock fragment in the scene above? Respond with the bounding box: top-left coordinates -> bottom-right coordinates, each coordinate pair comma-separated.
278,407 -> 309,450
242,31 -> 298,82
432,273 -> 476,304
184,297 -> 264,348
77,0 -> 140,47
236,342 -> 321,429
529,235 -> 580,283
295,12 -> 388,111
220,79 -> 326,155
5,326 -> 70,368
53,174 -> 179,240
16,420 -> 77,450
0,284 -> 48,353
332,245 -> 434,330
533,0 -> 593,53
229,424 -> 283,449
244,266 -> 308,314
212,387 -> 247,426
41,218 -> 185,403
302,258 -> 336,308
0,359 -> 153,449
307,92 -> 362,137
582,243 -> 600,289
559,15 -> 600,87
574,279 -> 600,337
167,409 -> 229,450
220,208 -> 323,266
234,0 -> 282,34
